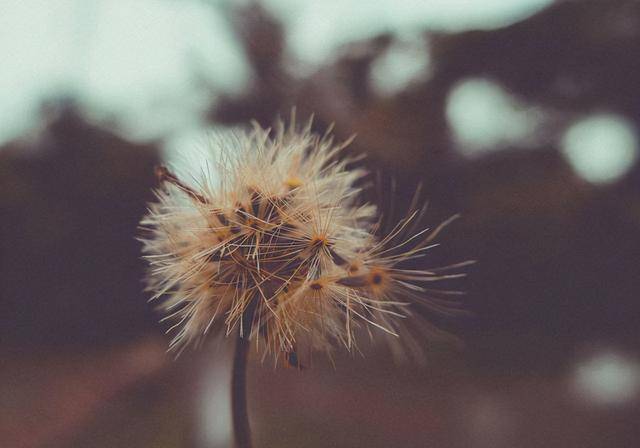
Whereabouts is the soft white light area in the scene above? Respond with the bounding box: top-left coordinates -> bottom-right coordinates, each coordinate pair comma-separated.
0,0 -> 250,144
263,0 -> 554,66
370,34 -> 431,97
446,78 -> 540,155
197,345 -> 233,447
0,0 -> 78,143
561,114 -> 638,184
572,350 -> 640,406
162,124 -> 246,188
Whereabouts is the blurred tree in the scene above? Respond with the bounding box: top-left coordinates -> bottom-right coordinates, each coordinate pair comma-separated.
0,102 -> 161,348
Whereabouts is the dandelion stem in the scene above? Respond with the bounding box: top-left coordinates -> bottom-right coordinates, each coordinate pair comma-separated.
231,300 -> 257,448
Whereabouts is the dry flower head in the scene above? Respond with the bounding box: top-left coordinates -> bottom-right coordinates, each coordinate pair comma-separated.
140,117 -> 469,365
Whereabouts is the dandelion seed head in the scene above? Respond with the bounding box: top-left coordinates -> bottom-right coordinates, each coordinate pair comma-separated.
140,116 -> 467,364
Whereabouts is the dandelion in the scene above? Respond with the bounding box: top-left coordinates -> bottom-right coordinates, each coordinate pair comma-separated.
139,116 -> 469,447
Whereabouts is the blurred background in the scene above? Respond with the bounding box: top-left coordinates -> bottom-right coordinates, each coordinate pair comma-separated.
2,0 -> 640,447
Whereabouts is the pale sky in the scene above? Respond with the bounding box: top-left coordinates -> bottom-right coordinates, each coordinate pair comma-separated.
0,0 -> 554,146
